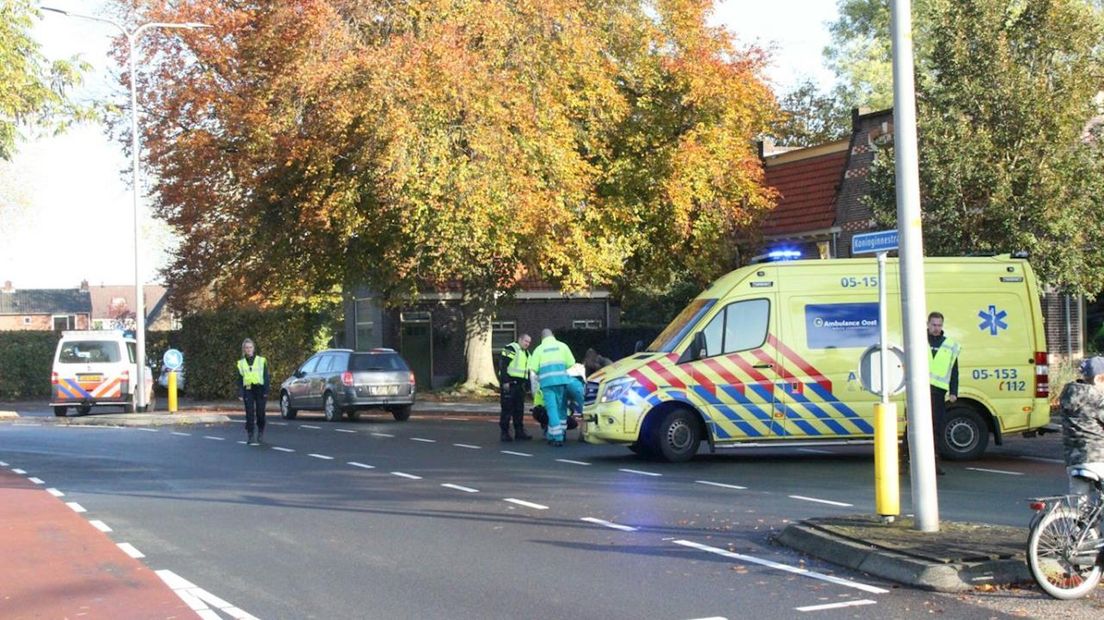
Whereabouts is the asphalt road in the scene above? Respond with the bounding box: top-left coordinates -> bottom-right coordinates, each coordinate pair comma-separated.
2,407 -> 1101,619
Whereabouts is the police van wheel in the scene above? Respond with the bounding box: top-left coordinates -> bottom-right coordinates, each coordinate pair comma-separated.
941,405 -> 989,461
53,406 -> 68,417
654,409 -> 701,463
323,393 -> 342,422
77,404 -> 92,416
280,392 -> 298,419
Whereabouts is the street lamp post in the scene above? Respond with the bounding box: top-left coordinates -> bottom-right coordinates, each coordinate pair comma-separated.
41,7 -> 208,412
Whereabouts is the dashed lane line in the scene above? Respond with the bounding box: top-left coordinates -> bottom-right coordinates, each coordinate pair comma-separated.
271,446 -> 295,453
66,502 -> 87,513
136,428 -> 158,432
696,480 -> 747,490
204,436 -> 226,441
300,425 -> 322,430
171,432 -> 192,437
237,441 -> 247,445
335,429 -> 356,434
11,468 -> 26,474
371,432 -> 395,438
501,450 -> 533,457
965,467 -> 1023,476
89,520 -> 112,533
619,468 -> 662,477
0,461 -> 8,466
789,495 -> 853,508
581,517 -> 638,532
47,488 -> 64,497
391,472 -> 422,480
347,462 -> 375,469
411,437 -> 437,443
269,422 -> 288,426
503,498 -> 549,510
308,454 -> 335,460
556,459 -> 591,466
795,600 -> 877,612
454,443 -> 482,449
671,540 -> 889,595
117,542 -> 145,559
28,477 -> 44,484
441,483 -> 480,493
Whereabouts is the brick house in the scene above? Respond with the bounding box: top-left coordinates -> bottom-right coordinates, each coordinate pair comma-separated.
344,280 -> 617,388
87,283 -> 177,331
0,281 -> 91,331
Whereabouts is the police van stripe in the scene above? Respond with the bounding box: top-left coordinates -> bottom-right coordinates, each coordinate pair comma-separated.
64,379 -> 93,399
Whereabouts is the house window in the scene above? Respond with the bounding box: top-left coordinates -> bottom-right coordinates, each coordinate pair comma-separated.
572,319 -> 603,330
491,321 -> 517,352
354,298 -> 376,351
52,315 -> 74,331
22,316 -> 32,325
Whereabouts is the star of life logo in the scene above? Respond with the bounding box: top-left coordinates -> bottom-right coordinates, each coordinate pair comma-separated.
978,305 -> 1008,336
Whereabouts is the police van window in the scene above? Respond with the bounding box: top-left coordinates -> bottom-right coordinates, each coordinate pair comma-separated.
649,298 -> 719,352
127,342 -> 136,364
723,299 -> 769,353
58,341 -> 121,364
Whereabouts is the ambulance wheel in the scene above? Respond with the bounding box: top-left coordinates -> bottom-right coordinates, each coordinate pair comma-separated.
323,393 -> 342,422
280,392 -> 298,419
940,404 -> 989,461
77,404 -> 92,416
653,409 -> 701,463
53,406 -> 68,417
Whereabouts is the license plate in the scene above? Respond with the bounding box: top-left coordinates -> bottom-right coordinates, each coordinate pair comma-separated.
77,374 -> 103,382
369,385 -> 400,396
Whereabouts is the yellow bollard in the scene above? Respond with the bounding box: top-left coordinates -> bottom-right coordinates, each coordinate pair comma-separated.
168,370 -> 178,413
874,402 -> 899,518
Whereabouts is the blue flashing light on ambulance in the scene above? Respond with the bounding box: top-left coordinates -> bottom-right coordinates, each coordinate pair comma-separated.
581,254 -> 1051,462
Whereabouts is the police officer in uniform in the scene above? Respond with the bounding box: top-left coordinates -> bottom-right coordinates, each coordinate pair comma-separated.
528,329 -> 580,447
237,338 -> 270,446
498,333 -> 533,442
927,312 -> 960,475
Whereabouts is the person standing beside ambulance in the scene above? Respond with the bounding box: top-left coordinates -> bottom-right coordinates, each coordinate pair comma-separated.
237,338 -> 270,446
927,311 -> 961,475
528,329 -> 579,447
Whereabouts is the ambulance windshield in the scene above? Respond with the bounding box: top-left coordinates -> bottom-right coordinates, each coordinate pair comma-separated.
648,298 -> 718,352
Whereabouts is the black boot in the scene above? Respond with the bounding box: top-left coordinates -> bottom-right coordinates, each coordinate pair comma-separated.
257,428 -> 265,444
247,430 -> 257,445
515,429 -> 533,441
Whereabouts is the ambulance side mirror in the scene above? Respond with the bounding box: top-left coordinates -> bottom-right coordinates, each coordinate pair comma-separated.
678,331 -> 708,364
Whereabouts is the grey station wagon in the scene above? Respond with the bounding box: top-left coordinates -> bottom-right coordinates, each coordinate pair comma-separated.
279,348 -> 416,422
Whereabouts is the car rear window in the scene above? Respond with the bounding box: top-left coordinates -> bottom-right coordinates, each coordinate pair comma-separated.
58,341 -> 122,364
350,353 -> 408,371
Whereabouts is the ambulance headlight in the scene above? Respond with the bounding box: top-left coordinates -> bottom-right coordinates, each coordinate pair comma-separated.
600,377 -> 639,403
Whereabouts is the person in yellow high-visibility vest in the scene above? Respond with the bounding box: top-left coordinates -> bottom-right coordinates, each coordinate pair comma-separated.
498,333 -> 533,442
236,338 -> 270,446
927,312 -> 961,475
527,329 -> 580,446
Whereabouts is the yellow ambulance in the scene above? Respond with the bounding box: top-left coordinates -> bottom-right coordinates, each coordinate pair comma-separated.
582,254 -> 1050,462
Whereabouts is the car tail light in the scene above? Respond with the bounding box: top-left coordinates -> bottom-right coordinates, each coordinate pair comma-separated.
51,372 -> 58,385
409,372 -> 416,386
1034,352 -> 1048,398
1028,500 -> 1046,511
342,371 -> 354,387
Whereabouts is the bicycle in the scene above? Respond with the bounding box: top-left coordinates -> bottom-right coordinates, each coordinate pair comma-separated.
1025,467 -> 1104,599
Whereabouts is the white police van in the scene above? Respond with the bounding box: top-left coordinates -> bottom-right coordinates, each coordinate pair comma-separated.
50,331 -> 154,416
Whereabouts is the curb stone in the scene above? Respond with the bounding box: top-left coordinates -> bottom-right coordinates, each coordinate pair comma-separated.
6,413 -> 231,427
774,522 -> 1033,592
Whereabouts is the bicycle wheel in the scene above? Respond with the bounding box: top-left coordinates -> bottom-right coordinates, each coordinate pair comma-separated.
1027,506 -> 1103,600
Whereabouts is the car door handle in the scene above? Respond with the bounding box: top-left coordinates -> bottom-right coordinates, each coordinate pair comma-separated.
753,363 -> 773,369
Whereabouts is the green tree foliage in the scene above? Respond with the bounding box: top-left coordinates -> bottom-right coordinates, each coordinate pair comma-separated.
769,78 -> 852,147
866,0 -> 1104,295
0,331 -> 59,399
0,0 -> 88,160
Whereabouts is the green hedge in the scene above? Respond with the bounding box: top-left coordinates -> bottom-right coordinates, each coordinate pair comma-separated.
179,309 -> 333,399
0,331 -> 61,399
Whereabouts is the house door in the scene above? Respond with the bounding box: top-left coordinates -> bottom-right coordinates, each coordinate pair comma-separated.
400,312 -> 433,388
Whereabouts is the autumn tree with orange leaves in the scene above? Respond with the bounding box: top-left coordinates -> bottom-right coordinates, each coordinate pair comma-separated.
121,0 -> 776,387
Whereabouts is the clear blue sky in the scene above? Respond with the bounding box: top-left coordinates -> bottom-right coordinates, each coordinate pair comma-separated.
0,0 -> 840,288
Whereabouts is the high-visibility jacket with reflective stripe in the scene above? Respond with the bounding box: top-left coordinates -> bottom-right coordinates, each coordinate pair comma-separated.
528,336 -> 575,388
238,356 -> 267,388
501,342 -> 529,380
929,337 -> 961,391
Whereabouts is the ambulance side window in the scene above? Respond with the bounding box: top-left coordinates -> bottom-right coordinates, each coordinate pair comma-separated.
723,299 -> 769,353
701,312 -> 725,357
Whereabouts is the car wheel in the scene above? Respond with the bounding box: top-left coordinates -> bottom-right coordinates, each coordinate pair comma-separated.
53,406 -> 68,417
940,404 -> 989,461
280,392 -> 298,420
323,393 -> 342,422
391,405 -> 412,422
652,409 -> 701,463
347,410 -> 361,422
77,404 -> 92,416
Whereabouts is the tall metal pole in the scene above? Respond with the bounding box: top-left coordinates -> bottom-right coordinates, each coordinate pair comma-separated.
890,0 -> 939,531
128,33 -> 148,411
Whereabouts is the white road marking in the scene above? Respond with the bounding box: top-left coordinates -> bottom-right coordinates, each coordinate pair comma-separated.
797,448 -> 834,455
237,441 -> 247,444
411,437 -> 437,443
504,498 -> 549,510
696,480 -> 747,490
441,483 -> 479,493
272,446 -> 295,453
965,467 -> 1023,476
89,520 -> 112,533
12,468 -> 26,474
308,453 -> 334,460
66,502 -> 87,513
581,517 -> 638,532
795,600 -> 877,612
269,422 -> 288,426
171,431 -> 191,436
47,488 -> 64,497
789,495 -> 853,507
372,432 -> 395,438
454,443 -> 482,449
156,569 -> 260,620
204,436 -> 226,441
300,425 -> 322,429
443,417 -> 470,421
335,429 -> 356,433
620,468 -> 662,477
556,458 -> 592,466
117,542 -> 145,558
1017,456 -> 1065,464
347,462 -> 375,469
391,471 -> 422,480
136,427 -> 158,432
501,450 -> 533,457
0,461 -> 7,466
28,477 -> 44,484
672,540 -> 889,594
687,617 -> 727,620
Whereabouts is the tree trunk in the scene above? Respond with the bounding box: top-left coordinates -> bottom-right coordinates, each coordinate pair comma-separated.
461,297 -> 498,389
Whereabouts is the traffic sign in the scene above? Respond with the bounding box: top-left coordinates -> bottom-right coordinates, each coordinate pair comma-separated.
163,348 -> 184,371
852,229 -> 899,254
857,344 -> 906,396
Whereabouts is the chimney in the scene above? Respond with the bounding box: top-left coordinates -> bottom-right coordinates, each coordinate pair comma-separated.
79,279 -> 89,292
2,281 -> 11,293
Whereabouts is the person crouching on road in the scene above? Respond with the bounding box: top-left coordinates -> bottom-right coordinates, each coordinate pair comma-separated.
528,329 -> 581,446
237,338 -> 270,446
498,333 -> 534,442
1059,356 -> 1104,497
